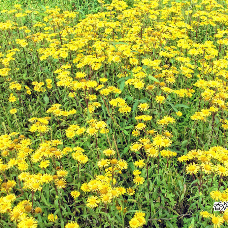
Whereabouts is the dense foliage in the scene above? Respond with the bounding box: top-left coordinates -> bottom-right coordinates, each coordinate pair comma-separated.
1,0 -> 228,227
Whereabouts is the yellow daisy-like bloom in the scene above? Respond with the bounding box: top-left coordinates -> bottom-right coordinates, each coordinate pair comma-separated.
135,123 -> 146,130
133,176 -> 145,185
223,208 -> 228,221
210,191 -> 222,201
155,95 -> 165,103
57,170 -> 68,178
176,111 -> 182,116
17,217 -> 38,228
100,193 -> 112,204
127,188 -> 135,195
216,165 -> 228,176
103,149 -> 115,157
211,214 -> 224,228
201,163 -> 213,174
132,130 -> 140,137
10,207 -> 23,221
200,211 -> 211,218
135,216 -> 146,227
147,129 -> 156,135
117,187 -> 126,195
10,108 -> 17,114
77,155 -> 88,164
146,147 -> 159,157
39,160 -> 50,169
55,179 -> 67,189
48,214 -> 58,222
133,170 -> 141,176
129,217 -> 140,228
86,196 -> 100,208
186,163 -> 199,175
220,192 -> 228,202
134,160 -> 145,168
81,183 -> 90,192
86,127 -> 98,136
138,103 -> 149,111
9,94 -> 17,102
130,143 -> 142,152
117,160 -> 128,170
71,191 -> 80,199
97,159 -> 110,168
65,221 -> 80,228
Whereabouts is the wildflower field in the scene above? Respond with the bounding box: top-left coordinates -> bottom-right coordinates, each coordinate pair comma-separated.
1,0 -> 228,227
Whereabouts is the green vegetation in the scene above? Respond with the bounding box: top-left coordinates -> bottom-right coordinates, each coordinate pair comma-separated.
1,0 -> 228,227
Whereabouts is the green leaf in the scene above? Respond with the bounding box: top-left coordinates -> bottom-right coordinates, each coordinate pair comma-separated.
148,75 -> 160,83
133,100 -> 139,112
181,140 -> 188,148
175,104 -> 189,109
117,76 -> 131,83
43,95 -> 49,105
126,95 -> 133,101
167,102 -> 178,112
120,80 -> 125,92
41,194 -> 50,206
125,125 -> 134,129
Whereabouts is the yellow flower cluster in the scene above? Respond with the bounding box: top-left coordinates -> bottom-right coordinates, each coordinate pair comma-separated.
29,117 -> 51,133
179,147 -> 228,176
129,211 -> 146,228
109,97 -> 131,114
72,147 -> 88,164
157,116 -> 176,125
82,174 -> 127,208
47,104 -> 76,117
65,125 -> 85,138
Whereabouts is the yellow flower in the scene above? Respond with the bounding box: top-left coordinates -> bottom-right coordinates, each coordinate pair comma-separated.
211,214 -> 224,228
71,191 -> 80,199
98,159 -> 110,168
135,123 -> 146,130
77,155 -> 88,164
81,183 -> 90,192
129,217 -> 140,228
134,160 -> 145,168
138,103 -> 149,111
176,111 -> 182,116
86,196 -> 100,208
130,143 -> 142,152
117,160 -> 128,170
55,179 -> 66,189
210,191 -> 222,201
133,170 -> 141,176
127,188 -> 135,195
186,163 -> 199,175
48,214 -> 58,222
57,170 -> 68,177
146,147 -> 158,157
39,160 -> 50,169
17,217 -> 38,228
9,94 -> 16,102
156,96 -> 165,103
10,108 -> 17,114
132,130 -> 140,137
100,193 -> 112,204
65,221 -> 79,228
200,211 -> 211,218
103,149 -> 115,157
133,176 -> 145,185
